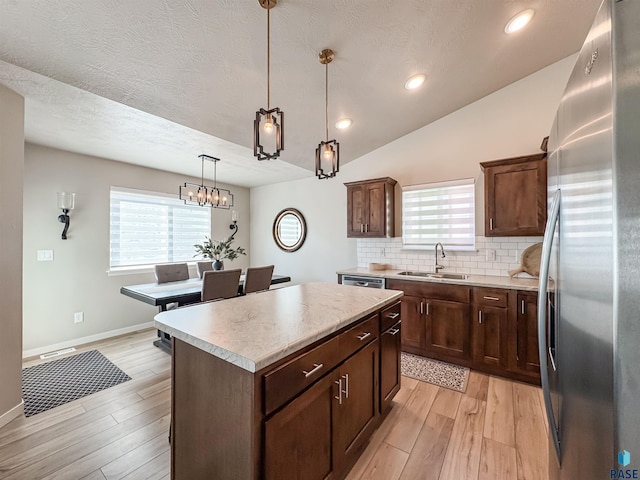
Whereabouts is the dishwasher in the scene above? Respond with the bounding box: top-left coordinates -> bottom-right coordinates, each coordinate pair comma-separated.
340,274 -> 386,289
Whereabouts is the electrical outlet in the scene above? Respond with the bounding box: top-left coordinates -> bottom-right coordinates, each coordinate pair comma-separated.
381,247 -> 386,257
37,250 -> 54,261
486,249 -> 496,261
74,312 -> 84,323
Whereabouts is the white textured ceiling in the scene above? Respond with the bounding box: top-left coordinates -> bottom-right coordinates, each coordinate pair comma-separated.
0,0 -> 602,187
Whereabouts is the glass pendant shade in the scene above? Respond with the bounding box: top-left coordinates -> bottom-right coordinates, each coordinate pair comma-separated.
315,139 -> 339,179
179,155 -> 233,209
254,107 -> 284,160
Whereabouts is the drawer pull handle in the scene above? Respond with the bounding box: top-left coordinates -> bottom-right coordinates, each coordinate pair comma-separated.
483,296 -> 501,301
357,332 -> 372,341
303,363 -> 324,378
388,328 -> 401,336
342,373 -> 349,399
388,312 -> 400,319
335,378 -> 343,404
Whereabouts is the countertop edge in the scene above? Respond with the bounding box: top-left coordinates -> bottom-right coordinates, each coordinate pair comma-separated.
337,268 -> 540,292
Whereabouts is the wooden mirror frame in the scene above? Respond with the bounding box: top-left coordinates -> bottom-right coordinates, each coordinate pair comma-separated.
273,208 -> 307,252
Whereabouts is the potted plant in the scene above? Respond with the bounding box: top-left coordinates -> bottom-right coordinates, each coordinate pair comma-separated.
194,236 -> 246,270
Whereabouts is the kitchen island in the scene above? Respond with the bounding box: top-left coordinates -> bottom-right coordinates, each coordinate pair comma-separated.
155,282 -> 403,480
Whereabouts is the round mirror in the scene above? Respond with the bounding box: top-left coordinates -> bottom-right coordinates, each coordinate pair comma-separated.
273,208 -> 307,252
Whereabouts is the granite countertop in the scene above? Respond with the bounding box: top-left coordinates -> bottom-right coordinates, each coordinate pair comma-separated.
154,282 -> 403,373
337,267 -> 540,291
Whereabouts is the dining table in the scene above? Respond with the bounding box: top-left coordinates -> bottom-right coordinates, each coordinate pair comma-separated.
120,273 -> 292,351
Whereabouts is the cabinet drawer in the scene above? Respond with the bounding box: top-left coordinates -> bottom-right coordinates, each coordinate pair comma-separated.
380,301 -> 401,331
386,279 -> 470,303
473,287 -> 508,307
264,335 -> 340,416
339,313 -> 379,360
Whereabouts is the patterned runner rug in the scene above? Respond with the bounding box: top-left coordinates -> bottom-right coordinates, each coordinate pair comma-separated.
22,350 -> 131,417
401,352 -> 469,393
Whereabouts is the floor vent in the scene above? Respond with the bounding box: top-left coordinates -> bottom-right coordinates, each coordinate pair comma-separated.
40,347 -> 76,360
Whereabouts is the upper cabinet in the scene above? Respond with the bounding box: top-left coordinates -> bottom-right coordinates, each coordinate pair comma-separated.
344,177 -> 397,238
481,153 -> 547,237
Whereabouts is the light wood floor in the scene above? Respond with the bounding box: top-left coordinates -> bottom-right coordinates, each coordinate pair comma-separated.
0,329 -> 548,480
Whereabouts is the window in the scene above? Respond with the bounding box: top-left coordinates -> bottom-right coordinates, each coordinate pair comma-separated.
110,187 -> 211,269
402,178 -> 475,250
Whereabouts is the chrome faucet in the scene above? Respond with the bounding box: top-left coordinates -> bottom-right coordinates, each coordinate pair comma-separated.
434,242 -> 446,272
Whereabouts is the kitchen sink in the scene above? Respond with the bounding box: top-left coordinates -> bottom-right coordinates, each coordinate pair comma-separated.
397,271 -> 469,280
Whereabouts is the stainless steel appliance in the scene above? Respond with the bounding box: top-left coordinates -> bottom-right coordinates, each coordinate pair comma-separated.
341,275 -> 385,289
538,0 -> 640,477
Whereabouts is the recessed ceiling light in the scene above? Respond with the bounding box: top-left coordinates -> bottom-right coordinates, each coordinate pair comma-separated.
404,74 -> 426,90
505,9 -> 535,34
335,118 -> 353,130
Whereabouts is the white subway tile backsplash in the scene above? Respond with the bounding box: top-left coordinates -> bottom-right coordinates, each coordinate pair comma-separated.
356,235 -> 541,278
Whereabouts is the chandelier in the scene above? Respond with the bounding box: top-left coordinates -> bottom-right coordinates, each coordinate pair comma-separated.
179,155 -> 233,209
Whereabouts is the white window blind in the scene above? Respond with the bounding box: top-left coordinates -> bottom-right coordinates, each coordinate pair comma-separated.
402,179 -> 476,249
110,187 -> 211,268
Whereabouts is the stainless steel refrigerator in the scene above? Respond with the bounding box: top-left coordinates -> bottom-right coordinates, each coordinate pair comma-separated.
538,0 -> 640,478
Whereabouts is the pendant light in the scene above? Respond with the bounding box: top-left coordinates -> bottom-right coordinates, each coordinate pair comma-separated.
254,0 -> 284,161
179,154 -> 234,209
315,49 -> 339,179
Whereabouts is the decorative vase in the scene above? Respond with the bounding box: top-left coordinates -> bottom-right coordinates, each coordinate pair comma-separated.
213,260 -> 224,271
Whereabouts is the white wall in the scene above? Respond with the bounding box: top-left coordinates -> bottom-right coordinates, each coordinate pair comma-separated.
22,144 -> 251,355
0,84 -> 24,425
250,55 -> 577,283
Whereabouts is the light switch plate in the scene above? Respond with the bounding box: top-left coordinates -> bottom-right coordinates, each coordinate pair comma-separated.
486,249 -> 496,261
37,250 -> 54,261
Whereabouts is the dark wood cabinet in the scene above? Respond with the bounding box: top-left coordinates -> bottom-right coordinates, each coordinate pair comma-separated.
426,299 -> 471,360
379,302 -> 402,413
265,373 -> 336,480
481,153 -> 547,237
388,278 -> 541,385
516,292 -> 541,374
345,177 -> 396,238
472,288 -> 508,368
388,279 -> 471,362
334,340 -> 380,471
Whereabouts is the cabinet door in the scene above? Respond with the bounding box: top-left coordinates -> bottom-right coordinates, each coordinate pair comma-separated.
264,374 -> 337,480
380,321 -> 401,413
425,299 -> 471,360
517,293 -> 540,373
334,340 -> 379,470
400,296 -> 426,353
364,182 -> 385,236
346,184 -> 366,237
484,157 -> 547,236
472,305 -> 508,367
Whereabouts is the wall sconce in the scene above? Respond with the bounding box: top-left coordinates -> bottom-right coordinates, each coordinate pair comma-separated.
229,211 -> 239,239
57,192 -> 76,240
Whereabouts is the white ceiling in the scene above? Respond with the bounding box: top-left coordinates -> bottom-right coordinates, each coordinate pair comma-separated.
0,0 -> 602,188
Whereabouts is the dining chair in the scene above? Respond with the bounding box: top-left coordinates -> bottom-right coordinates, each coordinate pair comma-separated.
201,269 -> 242,302
196,261 -> 214,279
243,265 -> 274,295
154,263 -> 189,283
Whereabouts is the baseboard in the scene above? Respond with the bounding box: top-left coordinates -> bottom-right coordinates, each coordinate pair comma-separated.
22,322 -> 154,359
0,401 -> 24,429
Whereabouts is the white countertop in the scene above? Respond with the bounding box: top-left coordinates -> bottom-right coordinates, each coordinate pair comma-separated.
337,268 -> 540,291
154,282 -> 403,373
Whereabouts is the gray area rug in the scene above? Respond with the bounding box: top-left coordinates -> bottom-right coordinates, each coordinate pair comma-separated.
401,352 -> 469,393
22,350 -> 131,417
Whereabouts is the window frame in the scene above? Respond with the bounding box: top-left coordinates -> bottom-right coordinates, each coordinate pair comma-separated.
109,186 -> 212,272
401,178 -> 476,251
